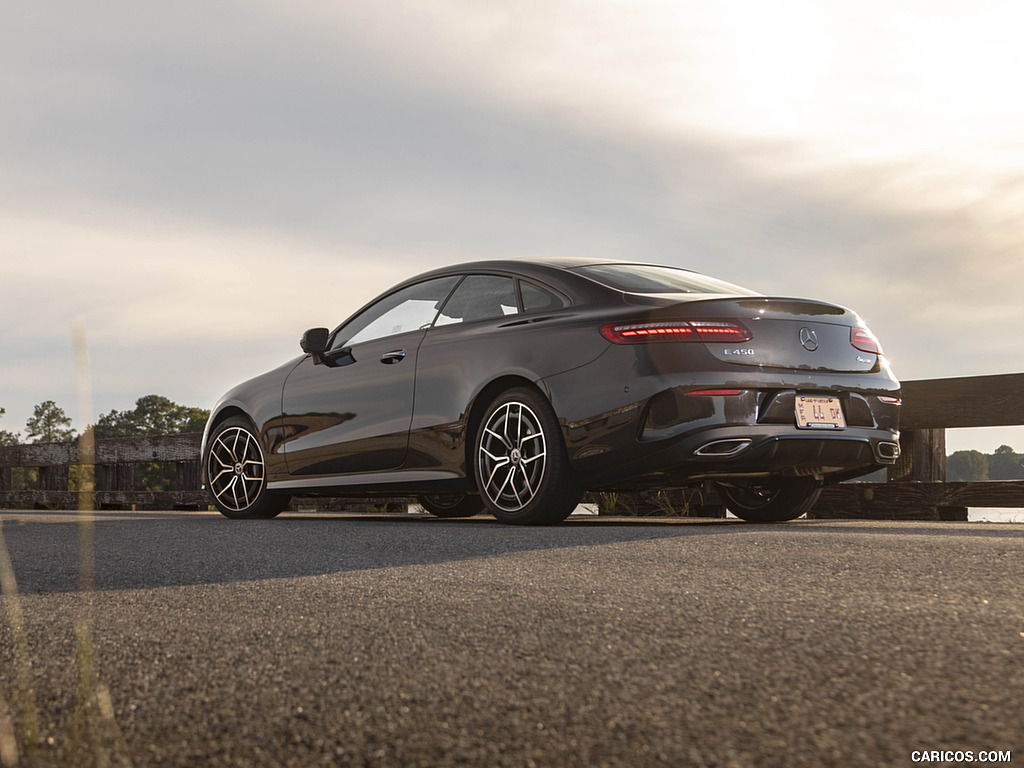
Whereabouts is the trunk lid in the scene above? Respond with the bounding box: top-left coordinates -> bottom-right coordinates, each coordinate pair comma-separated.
633,295 -> 879,373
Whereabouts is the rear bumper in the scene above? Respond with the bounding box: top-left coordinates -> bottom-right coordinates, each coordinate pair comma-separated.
576,423 -> 900,489
545,343 -> 901,490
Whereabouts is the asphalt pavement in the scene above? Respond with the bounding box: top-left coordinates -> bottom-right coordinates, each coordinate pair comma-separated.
0,510 -> 1021,767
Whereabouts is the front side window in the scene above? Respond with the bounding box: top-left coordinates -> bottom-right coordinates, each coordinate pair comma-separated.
435,275 -> 520,326
334,276 -> 460,348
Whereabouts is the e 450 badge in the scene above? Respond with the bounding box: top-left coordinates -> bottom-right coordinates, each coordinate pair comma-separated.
723,348 -> 756,356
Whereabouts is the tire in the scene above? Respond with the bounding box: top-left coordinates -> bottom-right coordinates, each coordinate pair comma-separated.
474,387 -> 581,525
716,477 -> 821,522
418,493 -> 485,518
205,417 -> 290,519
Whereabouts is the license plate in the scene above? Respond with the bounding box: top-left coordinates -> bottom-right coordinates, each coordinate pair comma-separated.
795,396 -> 846,430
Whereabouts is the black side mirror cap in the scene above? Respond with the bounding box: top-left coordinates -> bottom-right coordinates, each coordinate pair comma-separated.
300,327 -> 330,355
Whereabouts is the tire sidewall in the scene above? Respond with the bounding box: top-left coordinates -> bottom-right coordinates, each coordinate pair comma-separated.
205,416 -> 287,519
718,477 -> 821,522
418,493 -> 484,518
473,387 -> 580,524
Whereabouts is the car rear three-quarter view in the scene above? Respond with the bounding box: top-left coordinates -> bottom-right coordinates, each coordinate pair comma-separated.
202,258 -> 901,524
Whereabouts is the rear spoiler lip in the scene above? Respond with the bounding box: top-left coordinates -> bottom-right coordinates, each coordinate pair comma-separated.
622,293 -> 859,322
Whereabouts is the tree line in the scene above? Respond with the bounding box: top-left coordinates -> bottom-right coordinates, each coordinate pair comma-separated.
0,395 -> 209,446
1,396 -> 211,494
947,446 -> 1024,482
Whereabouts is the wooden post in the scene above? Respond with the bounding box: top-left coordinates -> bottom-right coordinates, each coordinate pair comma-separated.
914,429 -> 966,518
890,431 -> 916,482
175,461 -> 200,491
39,464 -> 69,491
912,428 -> 947,482
96,463 -> 135,509
889,428 -> 946,483
107,464 -> 135,491
0,467 -> 10,492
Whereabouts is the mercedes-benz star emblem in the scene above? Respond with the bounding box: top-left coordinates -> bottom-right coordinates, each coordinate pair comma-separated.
799,327 -> 819,352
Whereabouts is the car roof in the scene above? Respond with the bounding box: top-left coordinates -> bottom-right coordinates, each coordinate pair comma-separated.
390,257 -> 724,305
388,257 -> 618,300
402,256 -> 701,283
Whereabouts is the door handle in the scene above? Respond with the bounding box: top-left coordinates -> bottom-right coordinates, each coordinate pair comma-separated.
380,349 -> 407,364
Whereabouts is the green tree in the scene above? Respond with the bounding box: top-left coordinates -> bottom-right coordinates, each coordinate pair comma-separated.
947,450 -> 989,482
26,400 -> 76,443
95,395 -> 209,438
93,395 -> 210,492
988,445 -> 1024,480
0,406 -> 21,446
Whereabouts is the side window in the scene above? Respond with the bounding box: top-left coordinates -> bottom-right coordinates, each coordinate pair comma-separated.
435,275 -> 520,326
520,281 -> 566,313
333,276 -> 460,348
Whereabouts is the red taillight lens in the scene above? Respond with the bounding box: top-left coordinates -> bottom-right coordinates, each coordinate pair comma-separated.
851,327 -> 883,355
601,320 -> 751,344
601,322 -> 697,342
689,321 -> 752,341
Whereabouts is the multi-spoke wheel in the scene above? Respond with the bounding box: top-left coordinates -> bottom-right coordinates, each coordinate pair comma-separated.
716,477 -> 821,522
418,493 -> 485,518
205,417 -> 289,519
474,387 -> 580,524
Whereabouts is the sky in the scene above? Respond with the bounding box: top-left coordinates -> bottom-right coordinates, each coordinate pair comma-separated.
2,0 -> 1023,453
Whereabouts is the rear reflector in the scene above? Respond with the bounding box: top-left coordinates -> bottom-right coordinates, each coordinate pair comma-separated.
601,320 -> 751,344
851,327 -> 883,355
686,389 -> 744,397
879,396 -> 901,405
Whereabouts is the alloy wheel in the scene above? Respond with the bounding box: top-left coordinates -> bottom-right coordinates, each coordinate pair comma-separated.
477,401 -> 547,512
207,426 -> 267,512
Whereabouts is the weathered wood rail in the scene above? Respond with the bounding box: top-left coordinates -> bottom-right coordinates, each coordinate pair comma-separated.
1,373 -> 1021,517
811,372 -> 1024,520
0,434 -> 410,513
0,434 -> 206,510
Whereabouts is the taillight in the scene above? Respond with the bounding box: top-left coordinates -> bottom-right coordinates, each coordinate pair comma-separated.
851,327 -> 883,355
689,321 -> 753,341
601,320 -> 752,344
601,322 -> 696,342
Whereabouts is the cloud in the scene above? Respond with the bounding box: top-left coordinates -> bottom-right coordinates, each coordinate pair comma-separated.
2,0 -> 1023,448
0,202 -> 421,426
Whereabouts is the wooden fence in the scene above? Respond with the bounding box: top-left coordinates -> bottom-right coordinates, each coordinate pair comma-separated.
0,434 -> 409,513
1,372 -> 1022,517
0,434 -> 206,510
811,372 -> 1024,520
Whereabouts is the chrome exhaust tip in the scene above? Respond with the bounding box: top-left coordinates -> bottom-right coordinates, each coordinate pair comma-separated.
694,439 -> 752,458
876,441 -> 900,461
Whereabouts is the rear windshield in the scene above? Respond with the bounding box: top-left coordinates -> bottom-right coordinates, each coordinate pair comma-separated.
574,264 -> 759,296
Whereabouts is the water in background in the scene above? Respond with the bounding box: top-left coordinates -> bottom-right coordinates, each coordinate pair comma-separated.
969,508 -> 1024,522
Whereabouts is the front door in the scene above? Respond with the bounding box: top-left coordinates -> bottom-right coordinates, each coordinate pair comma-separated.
280,331 -> 424,475
280,275 -> 461,477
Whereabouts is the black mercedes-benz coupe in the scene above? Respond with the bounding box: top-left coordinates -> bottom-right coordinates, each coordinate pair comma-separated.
202,258 -> 900,524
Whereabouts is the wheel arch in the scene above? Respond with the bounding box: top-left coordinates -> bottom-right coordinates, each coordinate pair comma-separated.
463,375 -> 550,487
210,404 -> 252,429
201,404 -> 256,464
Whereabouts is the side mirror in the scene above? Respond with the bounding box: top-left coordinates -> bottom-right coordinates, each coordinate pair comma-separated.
300,327 -> 330,355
